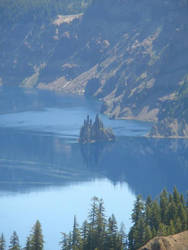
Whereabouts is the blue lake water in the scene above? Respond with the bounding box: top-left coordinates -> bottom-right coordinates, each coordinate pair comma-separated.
0,87 -> 187,249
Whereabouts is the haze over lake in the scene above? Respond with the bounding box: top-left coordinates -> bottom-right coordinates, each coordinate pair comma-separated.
0,87 -> 187,249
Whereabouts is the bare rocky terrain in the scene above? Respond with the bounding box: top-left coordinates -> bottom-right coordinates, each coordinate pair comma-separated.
139,231 -> 188,250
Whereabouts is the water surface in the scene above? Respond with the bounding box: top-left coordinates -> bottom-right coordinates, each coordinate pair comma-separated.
0,87 -> 187,249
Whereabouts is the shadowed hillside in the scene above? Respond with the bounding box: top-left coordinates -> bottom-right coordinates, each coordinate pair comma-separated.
1,0 -> 188,137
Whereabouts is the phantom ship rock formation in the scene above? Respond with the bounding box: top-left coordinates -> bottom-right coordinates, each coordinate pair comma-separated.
79,114 -> 115,143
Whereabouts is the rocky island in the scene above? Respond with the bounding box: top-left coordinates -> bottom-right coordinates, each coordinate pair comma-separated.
79,114 -> 115,143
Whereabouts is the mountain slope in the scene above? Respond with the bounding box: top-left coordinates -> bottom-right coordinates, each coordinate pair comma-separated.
1,0 -> 188,137
0,0 -> 91,85
37,0 -> 188,136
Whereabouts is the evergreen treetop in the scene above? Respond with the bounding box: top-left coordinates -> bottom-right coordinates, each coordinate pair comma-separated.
30,220 -> 44,250
128,188 -> 188,250
9,231 -> 20,250
0,234 -> 6,250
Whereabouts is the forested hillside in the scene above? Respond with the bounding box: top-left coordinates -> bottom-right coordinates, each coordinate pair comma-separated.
1,0 -> 188,137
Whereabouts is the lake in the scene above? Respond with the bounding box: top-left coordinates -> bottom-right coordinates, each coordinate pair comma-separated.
0,87 -> 187,249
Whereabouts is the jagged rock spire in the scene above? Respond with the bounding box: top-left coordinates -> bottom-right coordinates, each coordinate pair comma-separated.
79,114 -> 115,143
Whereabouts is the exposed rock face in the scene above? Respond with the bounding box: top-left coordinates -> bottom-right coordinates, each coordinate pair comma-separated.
150,118 -> 188,138
1,0 -> 188,137
38,0 -> 188,136
79,115 -> 115,143
139,231 -> 188,250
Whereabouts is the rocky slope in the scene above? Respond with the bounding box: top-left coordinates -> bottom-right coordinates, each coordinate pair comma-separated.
0,0 -> 91,86
150,76 -> 188,137
139,231 -> 188,250
1,0 -> 188,137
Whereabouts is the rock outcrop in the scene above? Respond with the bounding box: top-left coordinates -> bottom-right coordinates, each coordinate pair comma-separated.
79,114 -> 115,143
139,231 -> 188,250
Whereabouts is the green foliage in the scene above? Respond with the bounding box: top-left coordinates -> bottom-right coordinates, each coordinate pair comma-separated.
1,189 -> 187,250
79,115 -> 115,143
0,234 -> 6,250
9,231 -> 20,250
128,187 -> 188,250
60,197 -> 126,250
131,195 -> 144,225
25,236 -> 31,250
72,216 -> 82,250
29,220 -> 44,250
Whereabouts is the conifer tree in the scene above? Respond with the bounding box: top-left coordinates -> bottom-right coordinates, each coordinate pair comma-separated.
59,190 -> 187,250
145,196 -> 152,227
131,195 -> 144,225
87,197 -> 106,249
160,189 -> 169,224
168,220 -> 176,235
60,197 -> 125,250
167,200 -> 177,223
173,187 -> 181,204
177,202 -> 187,231
175,217 -> 183,233
128,228 -> 135,250
106,214 -> 118,249
30,220 -> 44,250
106,215 -> 125,250
129,195 -> 145,250
144,225 -> 153,243
180,193 -> 186,207
72,216 -> 82,250
88,196 -> 99,230
0,234 -> 6,250
129,188 -> 188,249
96,199 -> 106,249
157,223 -> 168,236
69,233 -> 73,249
9,231 -> 20,250
150,201 -> 161,232
119,223 -> 127,250
24,236 -> 31,250
81,220 -> 89,250
60,233 -> 71,250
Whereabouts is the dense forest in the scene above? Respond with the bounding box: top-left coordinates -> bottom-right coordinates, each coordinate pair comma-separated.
128,187 -> 188,249
0,188 -> 187,249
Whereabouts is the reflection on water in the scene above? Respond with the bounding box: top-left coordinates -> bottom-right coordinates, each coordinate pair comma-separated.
0,127 -> 187,198
80,138 -> 188,197
0,87 -> 187,249
80,142 -> 107,166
